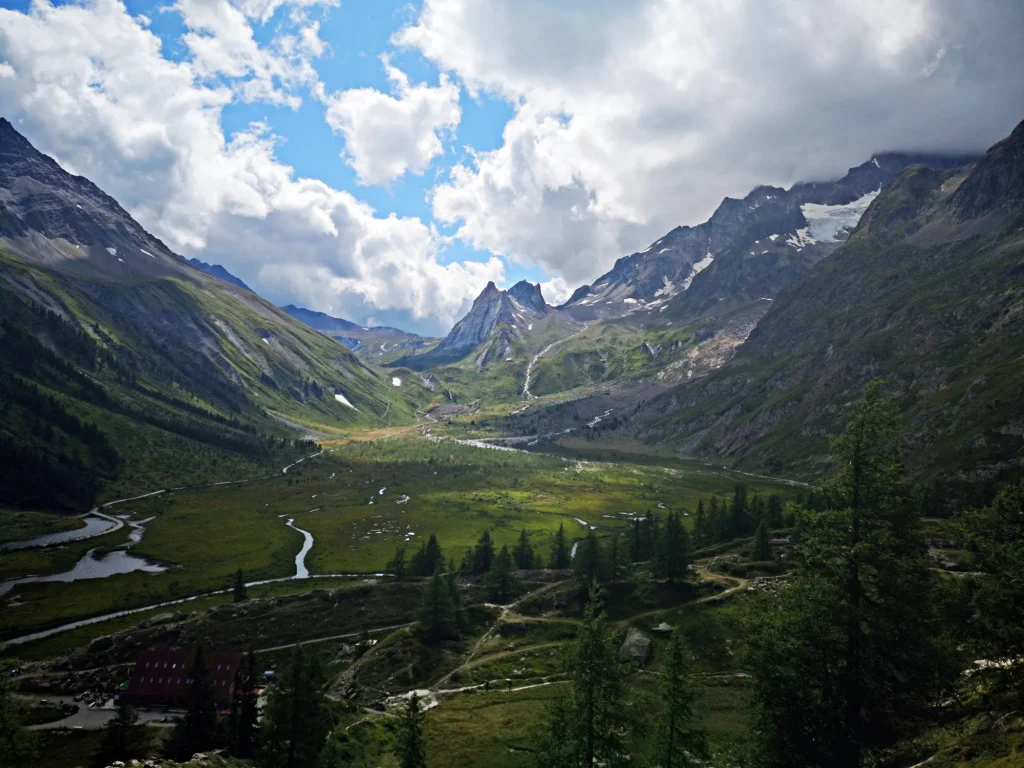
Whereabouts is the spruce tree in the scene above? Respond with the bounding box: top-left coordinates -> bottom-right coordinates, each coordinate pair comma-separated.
233,569 -> 247,603
767,495 -> 784,528
258,645 -> 331,768
446,572 -> 466,633
233,648 -> 259,759
693,500 -> 708,548
574,530 -> 605,594
0,670 -> 37,765
487,544 -> 518,603
607,534 -> 622,585
536,583 -> 633,767
399,693 -> 428,768
513,529 -> 536,569
472,530 -> 495,574
418,570 -> 455,644
550,522 -> 571,569
747,382 -> 960,768
729,484 -> 749,539
960,480 -> 1024,700
655,512 -> 690,581
95,702 -> 142,768
166,646 -> 217,761
753,518 -> 773,562
654,631 -> 707,768
387,547 -> 407,579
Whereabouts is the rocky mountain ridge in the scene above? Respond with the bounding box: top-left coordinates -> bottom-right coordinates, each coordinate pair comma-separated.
634,119 -> 1024,491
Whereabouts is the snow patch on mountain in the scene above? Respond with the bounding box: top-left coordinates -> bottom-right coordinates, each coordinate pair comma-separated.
681,251 -> 714,290
334,392 -> 358,410
800,188 -> 880,242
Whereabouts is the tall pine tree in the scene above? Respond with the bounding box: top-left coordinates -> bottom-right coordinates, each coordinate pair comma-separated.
399,693 -> 428,768
653,631 -> 707,768
550,523 -> 571,569
165,646 -> 217,761
536,583 -> 634,767
258,645 -> 331,768
747,382 -> 960,768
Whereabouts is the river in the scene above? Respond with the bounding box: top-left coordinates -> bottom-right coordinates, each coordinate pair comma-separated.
0,514 -> 120,552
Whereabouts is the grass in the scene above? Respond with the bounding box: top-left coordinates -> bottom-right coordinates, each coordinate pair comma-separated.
0,436 -> 795,642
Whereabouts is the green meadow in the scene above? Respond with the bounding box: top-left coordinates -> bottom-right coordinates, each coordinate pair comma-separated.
0,436 -> 795,640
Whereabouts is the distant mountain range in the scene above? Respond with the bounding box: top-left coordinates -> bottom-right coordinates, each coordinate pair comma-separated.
393,148 -> 981,401
187,258 -> 251,291
280,305 -> 438,364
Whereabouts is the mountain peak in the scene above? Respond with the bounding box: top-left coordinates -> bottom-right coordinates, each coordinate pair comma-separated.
508,280 -> 548,313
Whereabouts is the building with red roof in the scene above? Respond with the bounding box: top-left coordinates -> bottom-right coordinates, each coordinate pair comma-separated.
124,648 -> 243,708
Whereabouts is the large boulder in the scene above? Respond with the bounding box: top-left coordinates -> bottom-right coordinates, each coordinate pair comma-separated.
618,628 -> 651,665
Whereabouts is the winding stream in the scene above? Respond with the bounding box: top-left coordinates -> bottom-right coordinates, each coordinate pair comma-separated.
0,514 -> 120,552
0,516 -> 165,598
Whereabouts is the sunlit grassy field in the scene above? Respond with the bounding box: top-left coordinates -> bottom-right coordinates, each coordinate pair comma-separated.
0,436 -> 795,640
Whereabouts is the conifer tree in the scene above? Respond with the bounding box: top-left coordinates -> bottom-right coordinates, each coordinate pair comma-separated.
655,512 -> 690,582
767,495 -> 784,528
607,534 -> 623,585
418,570 -> 455,644
747,382 -> 960,768
693,500 -> 708,548
399,693 -> 428,768
487,544 -> 518,603
472,530 -> 495,574
753,518 -> 773,562
233,569 -> 247,603
654,631 -> 707,768
387,547 -> 407,580
574,530 -> 605,594
94,702 -> 142,767
0,669 -> 37,765
233,648 -> 259,759
960,480 -> 1024,700
258,645 -> 331,768
550,522 -> 571,569
513,529 -> 536,569
446,572 -> 466,633
729,484 -> 750,539
166,646 -> 217,761
536,583 -> 633,767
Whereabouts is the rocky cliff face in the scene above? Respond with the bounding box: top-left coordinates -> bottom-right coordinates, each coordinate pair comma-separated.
400,280 -> 549,369
507,280 -> 549,313
639,119 -> 1024,492
0,117 -> 190,280
562,152 -> 979,324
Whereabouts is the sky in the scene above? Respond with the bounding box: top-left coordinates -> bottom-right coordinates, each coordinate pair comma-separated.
1,0 -> 1022,336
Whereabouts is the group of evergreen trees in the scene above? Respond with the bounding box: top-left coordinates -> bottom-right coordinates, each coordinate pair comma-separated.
536,584 -> 707,768
690,487 -> 785,550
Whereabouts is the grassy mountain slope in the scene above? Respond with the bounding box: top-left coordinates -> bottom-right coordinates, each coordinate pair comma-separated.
639,120 -> 1024,493
0,122 -> 429,509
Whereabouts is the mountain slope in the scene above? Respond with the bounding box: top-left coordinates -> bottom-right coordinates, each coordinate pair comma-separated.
280,304 -> 438,364
638,119 -> 1024,493
0,118 -> 420,507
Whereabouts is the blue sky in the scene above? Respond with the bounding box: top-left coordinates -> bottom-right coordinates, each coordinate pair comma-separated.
1,0 -> 1021,335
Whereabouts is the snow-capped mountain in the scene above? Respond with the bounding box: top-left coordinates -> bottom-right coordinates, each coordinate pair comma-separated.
561,152 -> 978,322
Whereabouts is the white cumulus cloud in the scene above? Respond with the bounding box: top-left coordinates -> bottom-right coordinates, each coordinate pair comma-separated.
322,55 -> 461,185
0,0 -> 498,334
399,0 -> 1024,286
